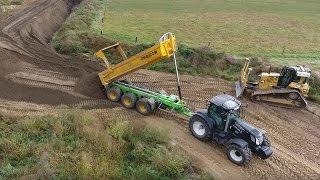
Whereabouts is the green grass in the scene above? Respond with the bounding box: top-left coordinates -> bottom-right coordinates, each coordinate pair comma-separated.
0,0 -> 22,6
51,0 -> 108,55
0,110 -> 212,179
103,0 -> 320,58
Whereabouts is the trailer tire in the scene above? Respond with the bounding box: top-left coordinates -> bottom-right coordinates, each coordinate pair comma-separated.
136,98 -> 152,115
121,93 -> 137,109
106,87 -> 122,102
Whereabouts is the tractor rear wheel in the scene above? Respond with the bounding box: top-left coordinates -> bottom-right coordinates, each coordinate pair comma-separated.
106,87 -> 122,102
227,144 -> 252,166
121,93 -> 137,109
189,115 -> 211,140
136,98 -> 152,115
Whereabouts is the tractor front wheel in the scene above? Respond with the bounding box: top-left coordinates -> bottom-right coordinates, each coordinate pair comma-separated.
189,115 -> 211,140
227,144 -> 252,166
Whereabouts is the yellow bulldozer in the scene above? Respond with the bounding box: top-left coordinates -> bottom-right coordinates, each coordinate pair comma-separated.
235,58 -> 311,108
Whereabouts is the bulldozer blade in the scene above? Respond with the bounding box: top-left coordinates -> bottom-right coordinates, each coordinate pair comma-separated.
235,80 -> 244,97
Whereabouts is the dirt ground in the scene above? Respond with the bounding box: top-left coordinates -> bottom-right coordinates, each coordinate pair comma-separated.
0,0 -> 319,179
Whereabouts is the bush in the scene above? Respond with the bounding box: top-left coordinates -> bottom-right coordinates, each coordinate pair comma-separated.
151,146 -> 188,178
109,120 -> 131,141
51,0 -> 107,55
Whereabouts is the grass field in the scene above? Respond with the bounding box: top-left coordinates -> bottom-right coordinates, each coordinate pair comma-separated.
103,0 -> 320,59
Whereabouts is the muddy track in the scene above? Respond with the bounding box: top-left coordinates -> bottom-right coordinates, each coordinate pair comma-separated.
0,0 -> 320,179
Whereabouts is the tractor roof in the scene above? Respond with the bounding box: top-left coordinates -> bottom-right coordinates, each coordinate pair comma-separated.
209,94 -> 241,110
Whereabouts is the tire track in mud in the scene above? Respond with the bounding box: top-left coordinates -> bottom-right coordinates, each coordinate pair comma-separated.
268,106 -> 320,138
246,104 -> 320,165
6,71 -> 88,98
242,103 -> 320,179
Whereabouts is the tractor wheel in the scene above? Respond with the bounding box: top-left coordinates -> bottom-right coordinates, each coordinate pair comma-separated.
227,144 -> 252,166
121,93 -> 137,109
106,87 -> 122,102
262,134 -> 271,147
136,98 -> 152,115
189,115 -> 211,140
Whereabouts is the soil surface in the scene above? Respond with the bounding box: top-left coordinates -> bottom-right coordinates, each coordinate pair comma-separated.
0,0 -> 319,179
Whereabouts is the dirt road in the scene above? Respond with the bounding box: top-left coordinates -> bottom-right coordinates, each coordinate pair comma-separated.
0,0 -> 319,179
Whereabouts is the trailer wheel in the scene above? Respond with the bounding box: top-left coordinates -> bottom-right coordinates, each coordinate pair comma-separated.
121,93 -> 137,109
106,87 -> 122,102
227,144 -> 252,166
189,115 -> 211,140
136,98 -> 152,115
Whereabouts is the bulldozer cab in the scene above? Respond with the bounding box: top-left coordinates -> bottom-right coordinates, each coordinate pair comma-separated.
277,66 -> 310,87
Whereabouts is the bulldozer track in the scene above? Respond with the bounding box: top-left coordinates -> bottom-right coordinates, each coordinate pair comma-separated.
251,88 -> 307,108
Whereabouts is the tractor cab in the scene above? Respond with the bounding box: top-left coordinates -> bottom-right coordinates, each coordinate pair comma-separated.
208,95 -> 241,132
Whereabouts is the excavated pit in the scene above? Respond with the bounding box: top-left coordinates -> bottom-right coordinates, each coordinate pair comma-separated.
0,0 -> 106,105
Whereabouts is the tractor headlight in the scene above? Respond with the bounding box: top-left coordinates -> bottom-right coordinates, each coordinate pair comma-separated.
255,137 -> 260,145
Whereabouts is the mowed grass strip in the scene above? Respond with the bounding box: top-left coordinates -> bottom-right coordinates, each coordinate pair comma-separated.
103,0 -> 320,57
